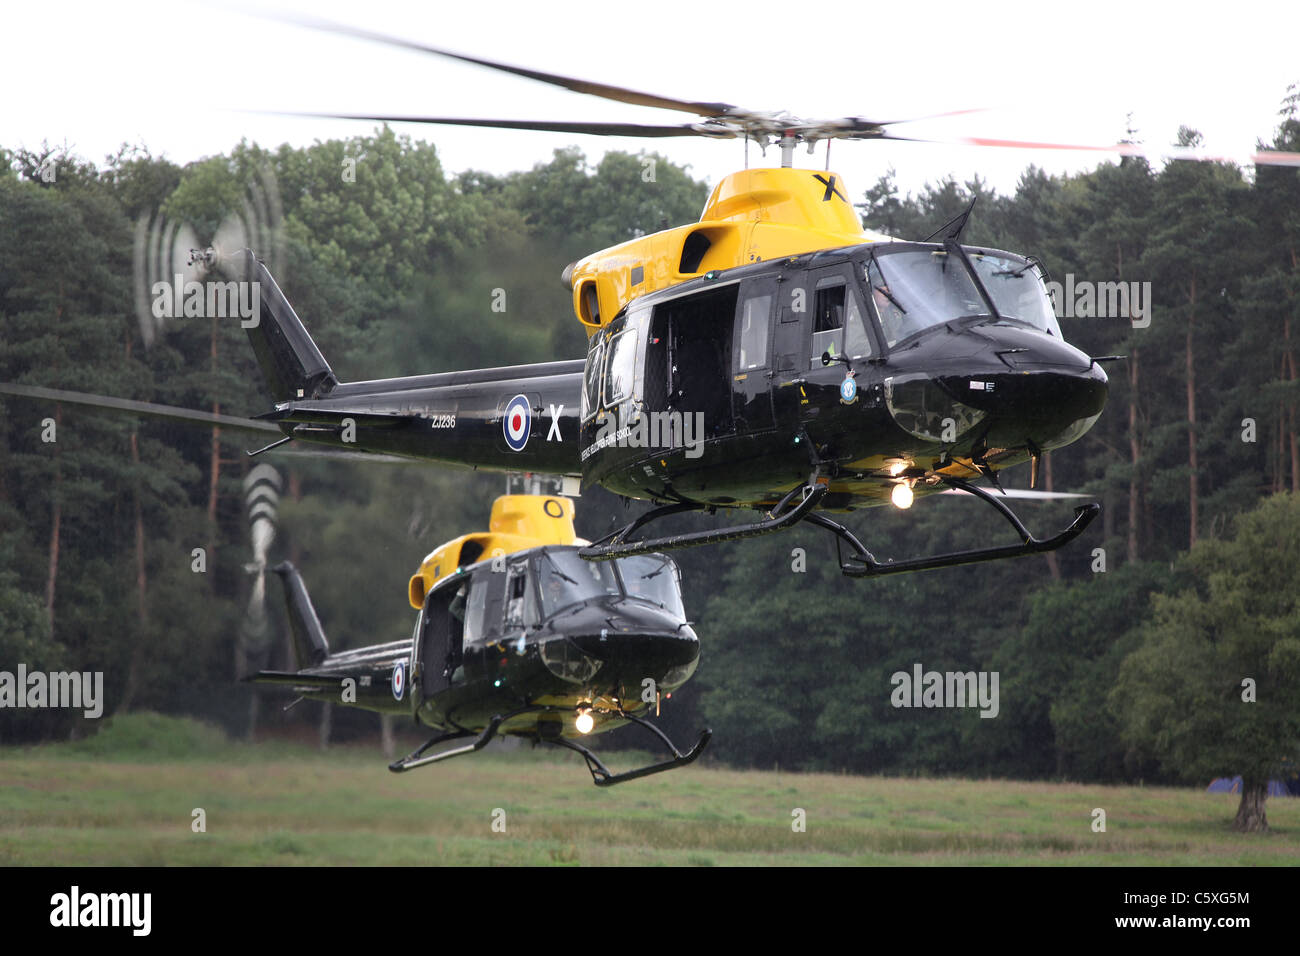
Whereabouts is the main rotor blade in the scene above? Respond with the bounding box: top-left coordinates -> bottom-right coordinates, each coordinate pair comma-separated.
823,108 -> 989,135
0,382 -> 279,435
274,15 -> 737,118
884,132 -> 1300,167
938,487 -> 1089,500
264,111 -> 734,138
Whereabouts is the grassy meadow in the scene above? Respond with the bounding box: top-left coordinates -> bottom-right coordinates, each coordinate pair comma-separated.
1,715 -> 1295,866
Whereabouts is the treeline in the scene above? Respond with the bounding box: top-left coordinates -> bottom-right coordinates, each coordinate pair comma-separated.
1,106 -> 1298,815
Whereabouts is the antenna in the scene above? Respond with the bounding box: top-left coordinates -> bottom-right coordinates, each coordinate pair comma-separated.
922,197 -> 977,243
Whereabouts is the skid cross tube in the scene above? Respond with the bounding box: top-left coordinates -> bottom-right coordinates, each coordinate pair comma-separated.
579,481 -> 828,561
808,477 -> 1100,577
388,706 -> 541,772
547,715 -> 712,787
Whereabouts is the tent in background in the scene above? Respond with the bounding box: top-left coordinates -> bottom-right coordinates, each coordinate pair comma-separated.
1207,776 -> 1300,796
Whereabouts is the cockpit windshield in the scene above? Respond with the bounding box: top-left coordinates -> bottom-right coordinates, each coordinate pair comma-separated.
868,249 -> 989,346
536,550 -> 620,617
866,246 -> 1062,346
964,252 -> 1063,338
533,549 -> 686,621
615,554 -> 686,619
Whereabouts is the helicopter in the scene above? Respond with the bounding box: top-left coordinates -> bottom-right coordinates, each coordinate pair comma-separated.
7,18 -> 1298,576
250,484 -> 709,786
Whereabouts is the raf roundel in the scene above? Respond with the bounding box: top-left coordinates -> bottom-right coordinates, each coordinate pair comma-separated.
503,394 -> 531,451
391,661 -> 406,701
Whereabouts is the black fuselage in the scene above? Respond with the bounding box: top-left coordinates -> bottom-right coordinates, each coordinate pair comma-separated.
255,241 -> 1107,511
283,547 -> 699,740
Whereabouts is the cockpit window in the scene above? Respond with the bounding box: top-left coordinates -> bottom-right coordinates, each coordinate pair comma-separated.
460,580 -> 488,647
809,281 -> 875,367
868,249 -> 989,347
603,328 -> 637,408
965,253 -> 1062,337
536,550 -> 620,617
581,337 -> 604,421
867,246 -> 1065,346
614,554 -> 686,620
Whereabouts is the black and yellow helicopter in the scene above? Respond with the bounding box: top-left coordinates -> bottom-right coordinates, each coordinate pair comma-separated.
251,483 -> 708,785
201,17 -> 1123,576
9,19 -> 1299,575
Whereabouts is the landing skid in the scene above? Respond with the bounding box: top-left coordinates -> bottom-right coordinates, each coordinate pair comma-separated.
579,482 -> 828,561
388,709 -> 533,772
810,478 -> 1100,576
389,707 -> 711,787
547,713 -> 712,787
579,476 -> 1098,576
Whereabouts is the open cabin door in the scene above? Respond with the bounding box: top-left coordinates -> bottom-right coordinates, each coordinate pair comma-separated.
414,578 -> 470,700
644,283 -> 739,442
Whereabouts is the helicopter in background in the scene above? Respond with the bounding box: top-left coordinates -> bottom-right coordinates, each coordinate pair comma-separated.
251,485 -> 709,786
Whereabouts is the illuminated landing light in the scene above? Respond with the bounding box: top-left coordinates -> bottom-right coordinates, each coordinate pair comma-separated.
887,459 -> 910,477
891,482 -> 914,510
575,710 -> 595,735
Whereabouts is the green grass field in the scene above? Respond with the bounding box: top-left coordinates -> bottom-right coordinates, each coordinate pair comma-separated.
1,715 -> 1295,866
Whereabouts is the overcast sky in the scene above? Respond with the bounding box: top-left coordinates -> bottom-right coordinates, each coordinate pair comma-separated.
4,0 -> 1298,203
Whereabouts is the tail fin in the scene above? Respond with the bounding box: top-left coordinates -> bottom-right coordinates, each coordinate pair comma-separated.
271,561 -> 330,667
239,249 -> 337,402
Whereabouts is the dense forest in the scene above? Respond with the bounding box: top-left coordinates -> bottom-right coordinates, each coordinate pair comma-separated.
2,97 -> 1299,825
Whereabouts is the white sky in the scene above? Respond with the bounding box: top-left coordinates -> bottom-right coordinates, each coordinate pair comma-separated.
4,0 -> 1298,203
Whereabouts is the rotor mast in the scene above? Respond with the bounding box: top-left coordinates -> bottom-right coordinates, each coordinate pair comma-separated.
779,131 -> 797,168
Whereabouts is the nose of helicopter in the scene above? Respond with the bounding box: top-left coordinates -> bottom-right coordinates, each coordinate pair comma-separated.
568,625 -> 699,669
566,601 -> 700,677
886,323 -> 1109,451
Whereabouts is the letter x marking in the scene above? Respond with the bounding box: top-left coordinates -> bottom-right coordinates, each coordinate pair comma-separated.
813,174 -> 846,203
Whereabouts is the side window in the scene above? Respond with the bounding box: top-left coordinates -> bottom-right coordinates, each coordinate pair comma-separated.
503,560 -> 533,631
581,337 -> 605,421
461,578 -> 489,647
866,259 -> 909,348
843,291 -> 874,360
737,293 -> 772,371
810,284 -> 845,367
603,329 -> 637,408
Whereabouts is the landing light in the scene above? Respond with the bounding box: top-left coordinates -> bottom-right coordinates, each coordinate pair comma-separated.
575,710 -> 595,735
891,482 -> 914,510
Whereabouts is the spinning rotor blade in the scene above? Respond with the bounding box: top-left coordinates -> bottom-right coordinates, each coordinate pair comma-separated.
262,13 -> 1298,165
0,383 -> 415,462
263,112 -> 734,138
888,133 -> 1300,168
273,15 -> 736,118
0,382 -> 279,435
938,488 -> 1089,500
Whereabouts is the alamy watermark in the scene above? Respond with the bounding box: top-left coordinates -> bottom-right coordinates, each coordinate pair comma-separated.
0,666 -> 103,718
890,662 -> 999,718
150,276 -> 260,328
50,886 -> 150,936
1046,275 -> 1152,328
581,408 -> 706,461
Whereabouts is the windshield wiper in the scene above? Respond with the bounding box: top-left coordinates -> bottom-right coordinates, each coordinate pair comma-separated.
993,255 -> 1044,279
873,284 -> 908,314
543,561 -> 579,586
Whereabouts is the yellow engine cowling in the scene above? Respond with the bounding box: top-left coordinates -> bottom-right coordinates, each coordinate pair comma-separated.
565,168 -> 888,334
407,495 -> 578,609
